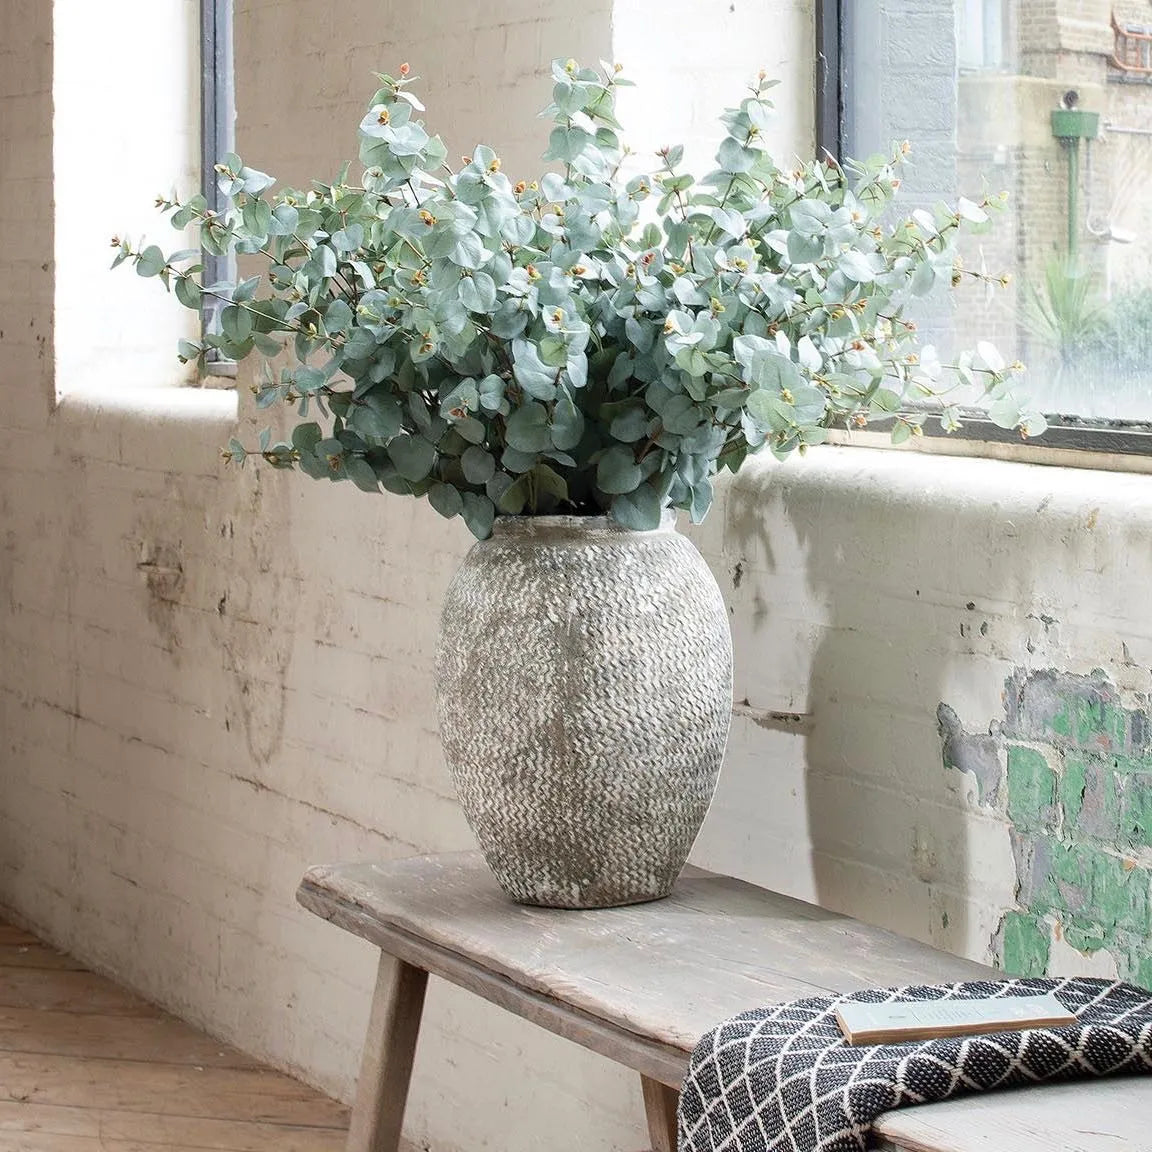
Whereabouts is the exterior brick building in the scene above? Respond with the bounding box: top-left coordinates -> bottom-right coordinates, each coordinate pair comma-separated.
955,0 -> 1152,413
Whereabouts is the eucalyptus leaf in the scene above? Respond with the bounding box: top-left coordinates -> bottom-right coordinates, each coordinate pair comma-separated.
345,456 -> 380,492
389,433 -> 436,481
610,406 -> 650,443
349,392 -> 402,442
428,482 -> 464,518
461,445 -> 496,484
135,246 -> 166,278
505,402 -> 551,453
459,271 -> 497,313
512,339 -> 559,401
611,482 -> 662,529
461,491 -> 496,537
551,388 -> 585,450
597,445 -> 643,494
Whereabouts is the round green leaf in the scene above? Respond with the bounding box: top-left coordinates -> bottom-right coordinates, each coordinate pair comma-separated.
551,390 -> 585,450
346,457 -> 380,493
596,445 -> 642,494
609,406 -> 650,443
174,276 -> 201,309
135,246 -> 166,278
428,482 -> 464,518
505,401 -> 551,453
459,271 -> 497,313
461,492 -> 496,539
388,434 -> 436,481
461,445 -> 496,484
611,482 -> 663,529
349,393 -> 402,443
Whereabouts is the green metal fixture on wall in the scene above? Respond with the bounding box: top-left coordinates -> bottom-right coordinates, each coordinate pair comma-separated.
1051,106 -> 1100,259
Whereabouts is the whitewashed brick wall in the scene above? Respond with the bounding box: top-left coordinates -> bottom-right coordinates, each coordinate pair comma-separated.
6,2 -> 1152,1151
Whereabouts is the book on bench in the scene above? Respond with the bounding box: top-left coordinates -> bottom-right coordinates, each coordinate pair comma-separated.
835,992 -> 1077,1045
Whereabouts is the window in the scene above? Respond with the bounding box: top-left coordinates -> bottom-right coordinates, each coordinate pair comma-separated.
201,0 -> 237,378
960,0 -> 1010,72
823,0 -> 1152,455
53,0 -> 233,394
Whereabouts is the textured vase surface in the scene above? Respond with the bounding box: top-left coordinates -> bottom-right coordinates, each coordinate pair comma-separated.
435,513 -> 733,908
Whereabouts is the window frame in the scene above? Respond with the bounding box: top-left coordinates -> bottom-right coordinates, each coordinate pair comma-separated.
814,0 -> 1152,461
200,0 -> 237,379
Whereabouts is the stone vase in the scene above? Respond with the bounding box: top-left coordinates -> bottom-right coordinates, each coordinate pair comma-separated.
434,513 -> 733,909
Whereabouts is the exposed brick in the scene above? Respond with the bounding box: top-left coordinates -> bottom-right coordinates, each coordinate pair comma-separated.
999,911 -> 1052,976
1060,753 -> 1119,842
1007,744 -> 1058,831
1119,773 -> 1152,849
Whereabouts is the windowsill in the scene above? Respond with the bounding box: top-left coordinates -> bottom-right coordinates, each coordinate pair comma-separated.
52,385 -> 239,476
724,440 -> 1152,529
44,385 -> 1152,507
826,429 -> 1152,477
54,384 -> 238,422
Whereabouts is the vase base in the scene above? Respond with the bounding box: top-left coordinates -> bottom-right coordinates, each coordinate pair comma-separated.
485,862 -> 681,910
502,886 -> 676,911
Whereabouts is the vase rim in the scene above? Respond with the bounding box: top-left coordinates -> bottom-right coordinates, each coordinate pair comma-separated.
490,510 -> 678,537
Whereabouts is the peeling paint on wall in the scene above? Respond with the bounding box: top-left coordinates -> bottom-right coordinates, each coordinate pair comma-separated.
940,669 -> 1152,990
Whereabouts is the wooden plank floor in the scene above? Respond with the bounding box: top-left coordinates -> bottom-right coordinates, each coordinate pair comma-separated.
0,921 -> 350,1150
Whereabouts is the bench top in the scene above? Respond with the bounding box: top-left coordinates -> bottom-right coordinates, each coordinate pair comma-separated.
297,851 -> 1150,1152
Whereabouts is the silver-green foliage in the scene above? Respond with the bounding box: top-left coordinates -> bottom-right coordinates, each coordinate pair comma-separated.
116,59 -> 1039,538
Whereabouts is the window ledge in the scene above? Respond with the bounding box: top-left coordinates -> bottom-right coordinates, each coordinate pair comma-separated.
52,385 -> 239,477
728,440 -> 1152,527
55,384 -> 238,424
826,429 -> 1152,477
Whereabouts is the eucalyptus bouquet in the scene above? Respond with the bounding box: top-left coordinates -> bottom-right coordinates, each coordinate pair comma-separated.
115,59 -> 1037,539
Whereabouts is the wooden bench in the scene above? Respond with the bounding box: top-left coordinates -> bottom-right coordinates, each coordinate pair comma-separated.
297,852 -> 1151,1152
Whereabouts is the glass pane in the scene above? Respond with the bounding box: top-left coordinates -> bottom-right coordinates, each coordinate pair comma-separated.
846,0 -> 1152,423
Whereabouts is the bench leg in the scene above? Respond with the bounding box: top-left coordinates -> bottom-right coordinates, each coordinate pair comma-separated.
347,952 -> 428,1152
641,1075 -> 679,1152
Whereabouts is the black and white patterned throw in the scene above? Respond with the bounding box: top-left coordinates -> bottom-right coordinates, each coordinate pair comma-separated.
678,977 -> 1152,1152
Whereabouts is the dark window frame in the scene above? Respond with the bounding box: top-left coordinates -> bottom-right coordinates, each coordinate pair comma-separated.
814,0 -> 1152,459
200,0 -> 236,378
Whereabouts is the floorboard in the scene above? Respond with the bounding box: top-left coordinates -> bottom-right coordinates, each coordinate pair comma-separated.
0,920 -> 349,1150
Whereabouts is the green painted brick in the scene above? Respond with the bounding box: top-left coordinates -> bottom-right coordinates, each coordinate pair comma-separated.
1046,841 -> 1092,913
1007,745 -> 1057,832
1061,755 -> 1087,829
1059,754 -> 1119,842
1134,953 -> 1152,993
1072,698 -> 1125,751
951,674 -> 1152,988
1047,704 -> 1073,739
1074,698 -> 1102,746
1120,773 -> 1152,849
1102,704 -> 1126,751
1063,921 -> 1107,954
1000,912 -> 1051,976
1091,851 -> 1149,934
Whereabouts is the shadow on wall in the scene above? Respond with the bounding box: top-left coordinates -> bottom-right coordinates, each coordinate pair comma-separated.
755,466 -> 978,955
708,455 -> 1001,961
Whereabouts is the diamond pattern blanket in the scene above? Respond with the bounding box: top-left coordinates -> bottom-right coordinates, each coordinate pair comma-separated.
677,977 -> 1152,1152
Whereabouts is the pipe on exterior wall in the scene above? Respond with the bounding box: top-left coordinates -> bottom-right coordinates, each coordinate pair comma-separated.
1066,136 -> 1080,258
1051,108 -> 1100,260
